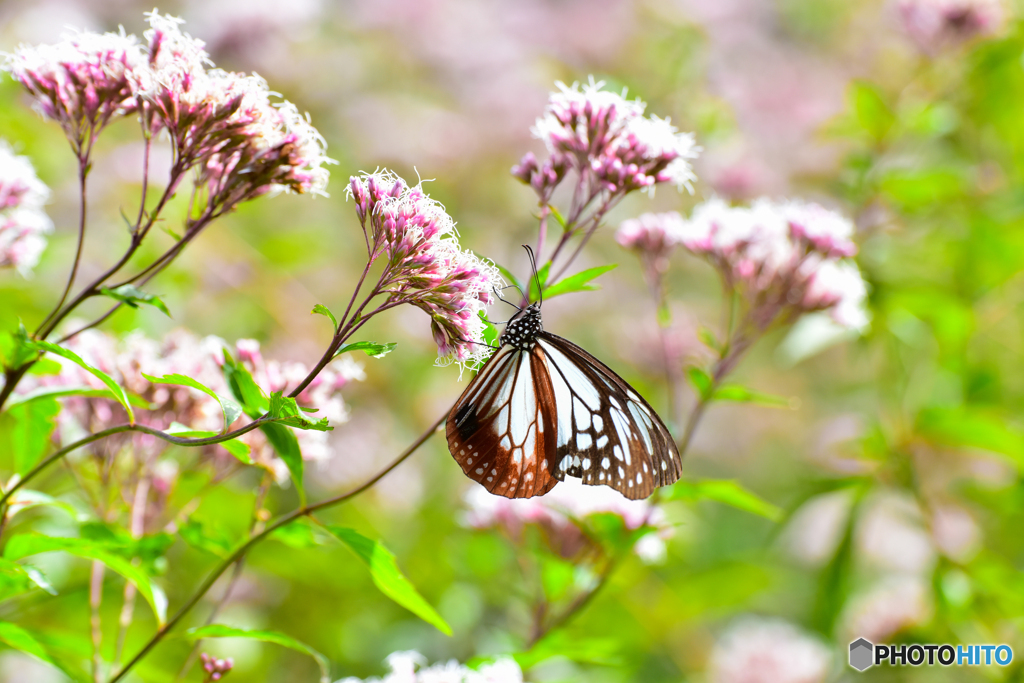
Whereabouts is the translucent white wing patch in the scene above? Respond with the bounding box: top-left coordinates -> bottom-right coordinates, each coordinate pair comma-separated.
537,335 -> 681,500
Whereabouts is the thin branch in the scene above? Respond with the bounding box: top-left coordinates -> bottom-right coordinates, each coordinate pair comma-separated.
38,159 -> 90,337
108,410 -> 448,683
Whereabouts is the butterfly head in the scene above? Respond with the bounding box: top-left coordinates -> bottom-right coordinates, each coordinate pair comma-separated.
500,301 -> 543,350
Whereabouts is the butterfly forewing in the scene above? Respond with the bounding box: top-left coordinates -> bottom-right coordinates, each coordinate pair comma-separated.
446,345 -> 559,498
537,333 -> 681,500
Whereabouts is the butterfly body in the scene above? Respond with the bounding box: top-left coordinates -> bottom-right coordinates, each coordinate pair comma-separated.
447,302 -> 682,500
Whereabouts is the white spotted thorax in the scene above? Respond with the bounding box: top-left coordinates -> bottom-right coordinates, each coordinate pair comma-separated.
499,302 -> 543,351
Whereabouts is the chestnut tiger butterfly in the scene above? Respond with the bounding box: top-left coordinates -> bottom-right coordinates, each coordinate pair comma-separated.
446,247 -> 682,500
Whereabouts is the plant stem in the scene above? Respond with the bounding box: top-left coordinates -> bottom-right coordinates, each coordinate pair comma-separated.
38,158 -> 89,337
107,411 -> 447,683
90,560 -> 106,683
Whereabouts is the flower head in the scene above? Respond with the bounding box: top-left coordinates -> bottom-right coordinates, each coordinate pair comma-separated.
517,77 -> 698,198
616,211 -> 685,263
898,0 -> 1005,52
462,478 -> 671,562
3,28 -> 144,151
679,197 -> 868,331
200,653 -> 234,681
347,170 -> 502,370
138,12 -> 331,204
0,141 -> 51,276
708,617 -> 831,683
337,651 -> 522,683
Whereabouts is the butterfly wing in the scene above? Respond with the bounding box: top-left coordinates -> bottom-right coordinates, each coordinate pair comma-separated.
536,332 -> 682,500
446,345 -> 559,498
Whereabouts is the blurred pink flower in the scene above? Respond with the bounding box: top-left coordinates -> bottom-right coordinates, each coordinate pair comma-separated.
462,478 -> 671,562
348,170 -> 501,370
3,26 -> 143,152
200,653 -> 233,682
679,197 -> 868,331
616,211 -> 686,263
337,651 -> 522,683
708,617 -> 831,683
0,141 -> 51,276
897,0 -> 1005,52
516,77 -> 698,198
842,576 -> 932,643
856,492 -> 936,575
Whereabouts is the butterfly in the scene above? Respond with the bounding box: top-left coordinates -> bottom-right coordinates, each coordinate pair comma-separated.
446,249 -> 682,500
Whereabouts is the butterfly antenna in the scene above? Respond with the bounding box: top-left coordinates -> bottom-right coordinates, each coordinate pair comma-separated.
493,285 -> 523,311
523,244 -> 542,306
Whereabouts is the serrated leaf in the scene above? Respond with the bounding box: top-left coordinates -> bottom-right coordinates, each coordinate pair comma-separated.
4,534 -> 166,624
185,625 -> 329,683
99,284 -> 171,317
713,385 -> 791,407
0,397 -> 60,474
334,341 -> 397,360
164,423 -> 252,463
668,479 -> 782,521
143,373 -> 242,433
324,525 -> 452,636
543,264 -> 617,300
311,304 -> 338,330
220,349 -> 268,418
30,341 -> 134,425
686,366 -> 713,400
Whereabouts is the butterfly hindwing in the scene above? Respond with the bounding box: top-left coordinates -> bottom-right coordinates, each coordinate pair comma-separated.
446,345 -> 559,498
537,333 -> 682,500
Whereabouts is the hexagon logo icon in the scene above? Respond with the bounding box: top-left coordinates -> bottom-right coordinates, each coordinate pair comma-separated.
849,638 -> 874,671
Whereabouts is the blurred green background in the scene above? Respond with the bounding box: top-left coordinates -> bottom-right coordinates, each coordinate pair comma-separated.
3,0 -> 1024,680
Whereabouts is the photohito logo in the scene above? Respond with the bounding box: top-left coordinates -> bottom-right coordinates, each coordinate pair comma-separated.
849,638 -> 1013,671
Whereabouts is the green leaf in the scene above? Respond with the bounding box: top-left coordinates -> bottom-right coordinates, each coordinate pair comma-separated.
185,625 -> 329,683
4,385 -> 151,409
668,479 -> 782,521
0,558 -> 57,599
0,397 -> 60,473
324,525 -> 452,636
917,408 -> 1024,464
527,262 -> 551,302
542,264 -> 617,300
850,81 -> 894,142
164,423 -> 251,463
99,284 -> 171,317
515,632 -> 622,669
0,621 -> 58,667
270,520 -> 323,549
178,519 -> 232,558
548,205 -> 568,231
334,341 -> 397,360
5,489 -> 79,522
0,322 -> 38,369
4,534 -> 166,625
311,304 -> 338,330
143,373 -> 242,433
267,392 -> 330,431
713,385 -> 791,407
686,366 -> 713,400
260,423 -> 304,498
478,310 -> 499,349
697,327 -> 721,352
30,340 -> 134,425
539,555 -> 575,601
220,350 -> 268,418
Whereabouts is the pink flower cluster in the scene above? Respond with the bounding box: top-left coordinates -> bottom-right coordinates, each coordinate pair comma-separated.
708,618 -> 831,683
676,198 -> 868,330
462,478 -> 672,563
0,141 -> 51,276
897,0 -> 1005,52
514,78 -> 698,198
20,327 -> 362,483
200,653 -> 233,682
2,28 -> 141,153
616,211 -> 687,275
337,651 -> 522,683
4,11 -> 330,202
348,170 -> 501,369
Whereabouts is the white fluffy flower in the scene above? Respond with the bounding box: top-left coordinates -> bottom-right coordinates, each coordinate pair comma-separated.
0,141 -> 51,275
708,617 -> 831,683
